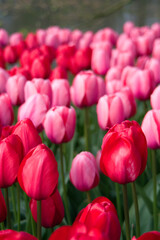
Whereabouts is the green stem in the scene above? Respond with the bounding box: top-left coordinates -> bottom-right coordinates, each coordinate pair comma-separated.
131,182 -> 140,237
60,144 -> 71,225
122,184 -> 130,240
11,185 -> 17,221
31,214 -> 36,237
17,182 -> 20,231
0,222 -> 4,230
151,149 -> 158,230
86,191 -> 91,203
84,107 -> 89,151
143,101 -> 148,115
4,188 -> 11,229
115,183 -> 122,226
37,200 -> 41,240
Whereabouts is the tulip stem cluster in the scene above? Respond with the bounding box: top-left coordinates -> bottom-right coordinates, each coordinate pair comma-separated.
122,184 -> 130,240
131,182 -> 140,237
60,144 -> 71,225
151,149 -> 158,230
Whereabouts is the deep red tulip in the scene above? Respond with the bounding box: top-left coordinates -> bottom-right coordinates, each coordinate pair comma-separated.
49,66 -> 68,81
43,106 -> 76,144
18,143 -> 59,200
0,134 -> 23,188
31,55 -> 51,79
14,40 -> 27,58
4,45 -> 18,64
70,151 -> 99,191
25,33 -> 38,50
0,189 -> 7,222
74,196 -> 121,240
11,119 -> 42,155
20,49 -> 31,68
29,189 -> 64,228
48,226 -> 71,240
100,120 -> 148,184
132,231 -> 160,240
0,229 -> 38,240
39,45 -> 56,62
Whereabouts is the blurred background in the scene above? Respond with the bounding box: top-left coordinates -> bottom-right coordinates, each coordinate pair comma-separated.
0,0 -> 160,34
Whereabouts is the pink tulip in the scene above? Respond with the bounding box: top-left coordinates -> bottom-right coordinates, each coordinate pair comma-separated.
0,29 -> 8,47
0,68 -> 9,93
78,31 -> 94,49
51,79 -> 70,107
95,150 -> 102,172
70,151 -> 99,191
18,93 -> 50,132
136,56 -> 149,69
70,29 -> 83,47
144,58 -> 160,84
9,32 -> 23,46
150,85 -> 160,109
30,189 -> 64,228
96,94 -> 125,130
110,49 -> 134,68
36,29 -> 46,45
91,47 -> 110,75
105,66 -> 122,82
0,93 -> 14,126
91,41 -> 112,58
97,76 -> 106,101
58,28 -> 71,44
123,21 -> 135,36
151,23 -> 160,38
45,32 -> 59,48
117,37 -> 136,57
106,80 -> 122,95
24,78 -> 52,104
71,70 -> 98,108
152,39 -> 160,60
6,74 -> 27,105
43,106 -> 76,144
141,110 -> 160,149
135,33 -> 154,56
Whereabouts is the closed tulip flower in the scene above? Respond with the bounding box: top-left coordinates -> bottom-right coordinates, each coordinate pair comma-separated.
25,33 -> 38,50
18,143 -> 59,200
0,68 -> 9,93
105,66 -> 122,82
0,29 -> 8,47
0,134 -> 23,188
6,74 -> 27,105
12,119 -> 42,155
0,230 -> 38,240
97,76 -> 106,101
4,45 -> 18,64
132,231 -> 160,240
141,110 -> 160,149
100,120 -> 148,184
97,94 -> 125,130
29,189 -> 64,228
74,196 -> 121,240
9,32 -> 23,46
71,70 -> 98,108
150,85 -> 160,109
18,93 -> 50,132
31,55 -> 51,79
43,106 -> 76,144
0,93 -> 14,126
70,151 -> 99,191
49,66 -> 68,82
24,78 -> 52,104
144,58 -> 160,84
0,189 -> 7,222
106,80 -> 122,95
51,79 -> 70,107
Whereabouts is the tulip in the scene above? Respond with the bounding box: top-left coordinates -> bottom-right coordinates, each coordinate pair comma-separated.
75,196 -> 121,240
78,31 -> 93,49
105,66 -> 122,82
144,58 -> 160,84
132,231 -> 160,240
74,47 -> 92,71
11,119 -> 42,155
36,29 -> 46,45
0,230 -> 38,240
0,68 -> 9,93
58,28 -> 71,45
70,29 -> 83,46
0,29 -> 8,47
18,143 -> 59,200
71,70 -> 98,108
14,40 -> 27,58
31,55 -> 51,79
39,45 -> 56,62
150,85 -> 160,110
6,74 -> 27,105
43,106 -> 76,144
100,120 -> 147,184
151,23 -> 160,38
0,93 -> 14,126
9,32 -> 23,46
0,189 -> 7,222
0,49 -> 5,69
20,49 -> 31,68
56,44 -> 76,69
18,93 -> 50,132
97,76 -> 106,101
96,94 -> 125,130
49,66 -> 68,81
51,79 -> 70,107
70,151 -> 99,191
4,45 -> 18,64
48,226 -> 71,240
25,33 -> 38,49
123,21 -> 135,36
106,80 -> 122,95
24,78 -> 52,104
91,46 -> 110,75
45,32 -> 59,48
29,189 -> 64,228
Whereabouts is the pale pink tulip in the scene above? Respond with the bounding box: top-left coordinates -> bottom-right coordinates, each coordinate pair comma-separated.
0,93 -> 14,126
150,85 -> 160,109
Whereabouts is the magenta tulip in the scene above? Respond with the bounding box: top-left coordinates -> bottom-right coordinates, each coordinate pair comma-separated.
0,68 -> 9,93
0,93 -> 14,126
0,230 -> 38,240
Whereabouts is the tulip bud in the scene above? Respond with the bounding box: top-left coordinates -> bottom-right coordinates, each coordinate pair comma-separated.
70,151 -> 99,191
0,93 -> 14,126
29,189 -> 64,228
18,143 -> 59,200
4,45 -> 18,64
31,55 -> 51,79
49,66 -> 68,81
0,68 -> 9,93
100,120 -> 148,184
0,229 -> 38,240
150,85 -> 160,109
25,33 -> 38,50
9,32 -> 23,46
43,106 -> 76,144
132,231 -> 160,240
0,29 -> 8,47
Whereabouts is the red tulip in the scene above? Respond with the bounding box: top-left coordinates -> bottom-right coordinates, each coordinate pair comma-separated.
18,143 -> 59,200
0,189 -> 7,222
48,226 -> 71,240
49,66 -> 68,81
11,119 -> 42,155
70,151 -> 99,191
43,106 -> 76,144
100,120 -> 148,184
132,231 -> 160,240
0,229 -> 38,240
0,134 -> 23,188
4,45 -> 18,64
29,189 -> 64,228
31,55 -> 51,79
25,33 -> 38,50
74,196 -> 121,240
